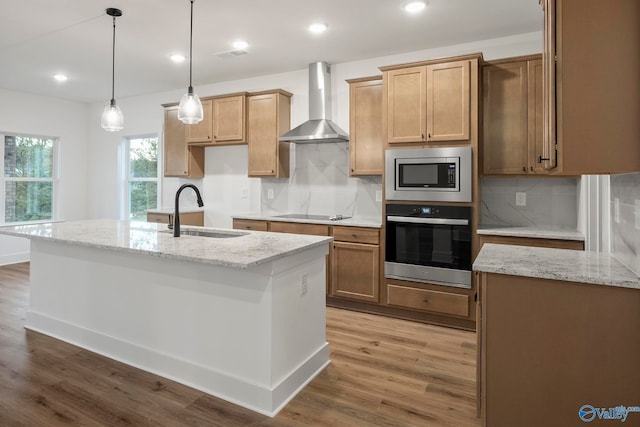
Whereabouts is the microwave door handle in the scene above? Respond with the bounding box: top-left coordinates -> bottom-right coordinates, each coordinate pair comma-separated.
386,216 -> 469,226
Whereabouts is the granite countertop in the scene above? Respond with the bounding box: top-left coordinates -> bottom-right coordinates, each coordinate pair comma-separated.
477,225 -> 585,241
0,219 -> 332,270
474,243 -> 640,290
146,207 -> 204,214
233,213 -> 382,228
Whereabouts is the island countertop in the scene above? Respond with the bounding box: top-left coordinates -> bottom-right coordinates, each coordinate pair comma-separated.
0,219 -> 332,269
473,243 -> 640,290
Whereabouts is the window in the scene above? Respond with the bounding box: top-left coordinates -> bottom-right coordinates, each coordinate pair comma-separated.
124,136 -> 159,221
2,134 -> 56,224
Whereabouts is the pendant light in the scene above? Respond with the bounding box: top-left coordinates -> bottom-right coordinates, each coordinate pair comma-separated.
177,0 -> 203,124
101,8 -> 124,132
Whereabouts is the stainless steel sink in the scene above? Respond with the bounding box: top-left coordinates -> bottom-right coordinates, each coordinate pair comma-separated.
160,229 -> 248,238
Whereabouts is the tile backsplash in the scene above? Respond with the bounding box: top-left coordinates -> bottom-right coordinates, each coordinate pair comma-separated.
260,142 -> 382,220
481,177 -> 578,228
610,172 -> 640,275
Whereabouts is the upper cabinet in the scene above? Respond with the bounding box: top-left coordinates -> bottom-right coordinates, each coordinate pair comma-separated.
163,106 -> 204,178
347,76 -> 383,175
212,94 -> 246,143
247,90 -> 292,178
540,0 -> 640,174
186,93 -> 247,146
382,56 -> 478,146
483,55 -> 545,175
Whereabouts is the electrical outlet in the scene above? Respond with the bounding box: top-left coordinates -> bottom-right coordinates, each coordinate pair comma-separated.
635,200 -> 640,230
375,190 -> 382,203
515,192 -> 526,207
300,274 -> 308,296
614,198 -> 620,223
267,188 -> 274,200
240,188 -> 248,199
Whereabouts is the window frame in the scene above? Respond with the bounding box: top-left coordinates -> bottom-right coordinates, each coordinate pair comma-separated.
120,134 -> 161,221
1,132 -> 58,225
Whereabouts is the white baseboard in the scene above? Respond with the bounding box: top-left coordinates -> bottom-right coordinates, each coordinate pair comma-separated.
0,252 -> 29,266
25,311 -> 329,417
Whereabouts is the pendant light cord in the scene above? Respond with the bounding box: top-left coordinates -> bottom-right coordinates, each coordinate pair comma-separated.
110,15 -> 116,104
188,0 -> 194,93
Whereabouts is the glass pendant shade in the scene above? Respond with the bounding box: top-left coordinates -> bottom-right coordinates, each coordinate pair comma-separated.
178,87 -> 203,124
101,100 -> 124,131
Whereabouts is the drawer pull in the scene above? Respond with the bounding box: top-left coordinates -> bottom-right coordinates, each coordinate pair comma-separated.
352,234 -> 357,238
423,298 -> 429,303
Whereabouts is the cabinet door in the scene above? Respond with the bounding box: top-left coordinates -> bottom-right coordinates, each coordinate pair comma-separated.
541,0 -> 557,170
185,99 -> 213,143
331,241 -> 379,302
213,95 -> 245,143
427,60 -> 470,142
386,66 -> 427,143
247,92 -> 290,178
163,107 -> 204,178
349,79 -> 383,175
528,59 -> 546,174
482,61 -> 528,174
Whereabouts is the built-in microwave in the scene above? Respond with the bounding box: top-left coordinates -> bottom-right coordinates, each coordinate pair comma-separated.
385,146 -> 472,202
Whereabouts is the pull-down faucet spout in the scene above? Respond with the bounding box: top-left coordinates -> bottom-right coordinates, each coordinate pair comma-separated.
173,184 -> 204,237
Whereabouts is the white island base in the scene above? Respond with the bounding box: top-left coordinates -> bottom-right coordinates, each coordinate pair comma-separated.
26,239 -> 330,417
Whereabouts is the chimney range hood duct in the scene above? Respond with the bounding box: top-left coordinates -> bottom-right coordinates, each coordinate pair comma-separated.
279,62 -> 349,143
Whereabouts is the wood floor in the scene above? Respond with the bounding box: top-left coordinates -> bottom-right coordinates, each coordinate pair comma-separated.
0,262 -> 480,427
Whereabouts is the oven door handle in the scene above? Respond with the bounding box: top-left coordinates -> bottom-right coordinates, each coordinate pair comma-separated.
386,216 -> 469,226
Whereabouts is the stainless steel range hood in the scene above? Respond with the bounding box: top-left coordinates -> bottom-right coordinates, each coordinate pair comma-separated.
279,62 -> 349,143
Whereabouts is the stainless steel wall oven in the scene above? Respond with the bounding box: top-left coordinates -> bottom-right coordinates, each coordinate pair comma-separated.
385,204 -> 472,289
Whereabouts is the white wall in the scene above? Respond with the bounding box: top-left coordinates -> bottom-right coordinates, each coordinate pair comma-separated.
86,32 -> 544,227
0,88 -> 89,265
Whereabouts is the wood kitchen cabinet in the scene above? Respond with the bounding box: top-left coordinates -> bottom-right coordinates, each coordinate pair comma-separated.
185,99 -> 213,143
381,56 -> 477,145
478,233 -> 584,250
147,211 -> 204,227
163,105 -> 204,178
331,226 -> 380,302
482,56 -> 545,175
232,218 -> 269,231
540,0 -> 640,174
346,76 -> 383,175
247,90 -> 292,178
478,272 -> 640,426
212,94 -> 246,143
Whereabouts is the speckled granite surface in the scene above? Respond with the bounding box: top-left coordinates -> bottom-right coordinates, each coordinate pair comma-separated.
0,219 -> 332,270
477,225 -> 584,241
473,244 -> 640,289
233,213 -> 381,228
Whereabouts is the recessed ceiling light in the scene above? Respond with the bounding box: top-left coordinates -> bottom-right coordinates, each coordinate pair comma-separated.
232,40 -> 249,50
170,54 -> 186,63
53,74 -> 68,82
404,1 -> 427,14
308,23 -> 327,34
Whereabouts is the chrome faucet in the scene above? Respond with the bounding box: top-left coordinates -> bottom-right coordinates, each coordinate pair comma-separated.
173,184 -> 204,237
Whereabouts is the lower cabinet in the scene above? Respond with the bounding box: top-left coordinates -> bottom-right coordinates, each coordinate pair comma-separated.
478,272 -> 640,426
331,226 -> 380,302
478,234 -> 584,250
386,284 -> 469,318
147,211 -> 204,227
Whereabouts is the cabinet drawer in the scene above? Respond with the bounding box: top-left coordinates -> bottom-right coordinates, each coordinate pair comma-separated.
233,219 -> 268,231
386,284 -> 469,317
270,222 -> 330,236
332,226 -> 380,244
147,213 -> 171,224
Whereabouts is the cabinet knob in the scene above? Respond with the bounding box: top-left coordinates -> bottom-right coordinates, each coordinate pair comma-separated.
423,298 -> 429,303
421,133 -> 425,140
271,170 -> 274,173
351,168 -> 354,172
522,166 -> 526,172
530,166 -> 534,172
352,234 -> 357,238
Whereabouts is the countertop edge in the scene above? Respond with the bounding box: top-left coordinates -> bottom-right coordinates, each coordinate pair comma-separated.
476,226 -> 585,241
232,214 -> 382,228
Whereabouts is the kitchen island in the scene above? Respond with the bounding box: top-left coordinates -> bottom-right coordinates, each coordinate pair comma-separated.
0,219 -> 332,417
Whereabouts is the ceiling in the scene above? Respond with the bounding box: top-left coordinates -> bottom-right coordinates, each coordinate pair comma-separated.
0,0 -> 543,104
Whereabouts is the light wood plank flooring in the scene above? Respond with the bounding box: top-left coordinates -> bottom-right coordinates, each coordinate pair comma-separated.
0,262 -> 480,426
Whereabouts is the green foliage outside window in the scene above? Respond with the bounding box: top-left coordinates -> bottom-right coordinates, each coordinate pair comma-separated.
128,137 -> 158,221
